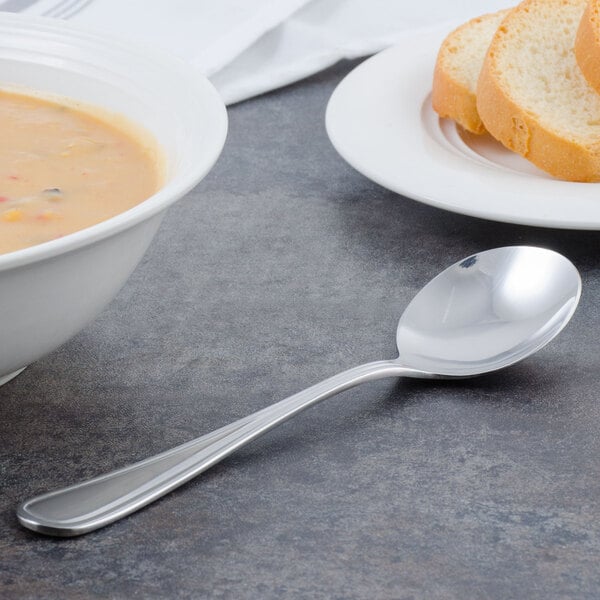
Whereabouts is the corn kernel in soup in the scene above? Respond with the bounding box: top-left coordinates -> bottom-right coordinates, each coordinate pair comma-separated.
0,89 -> 162,255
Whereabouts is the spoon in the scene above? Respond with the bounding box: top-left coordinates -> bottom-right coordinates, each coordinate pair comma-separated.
17,246 -> 581,537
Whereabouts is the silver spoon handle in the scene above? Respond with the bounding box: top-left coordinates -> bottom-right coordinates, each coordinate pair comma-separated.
18,360 -> 419,537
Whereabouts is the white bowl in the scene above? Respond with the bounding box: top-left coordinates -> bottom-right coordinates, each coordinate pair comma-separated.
0,13 -> 228,385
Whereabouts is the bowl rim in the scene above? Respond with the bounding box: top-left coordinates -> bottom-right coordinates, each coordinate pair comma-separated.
0,12 -> 228,272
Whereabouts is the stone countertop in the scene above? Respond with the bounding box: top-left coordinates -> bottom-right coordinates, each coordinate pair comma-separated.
2,59 -> 600,600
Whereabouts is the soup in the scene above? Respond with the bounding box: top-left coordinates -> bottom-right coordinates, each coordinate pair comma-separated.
0,89 -> 162,255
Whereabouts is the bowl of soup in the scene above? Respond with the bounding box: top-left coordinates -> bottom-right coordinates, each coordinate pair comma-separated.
0,13 -> 228,385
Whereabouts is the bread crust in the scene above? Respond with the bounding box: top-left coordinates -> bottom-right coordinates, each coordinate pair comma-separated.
477,0 -> 600,182
432,60 -> 485,134
432,19 -> 487,135
575,1 -> 600,93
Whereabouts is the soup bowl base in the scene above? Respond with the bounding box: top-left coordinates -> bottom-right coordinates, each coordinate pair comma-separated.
0,367 -> 26,387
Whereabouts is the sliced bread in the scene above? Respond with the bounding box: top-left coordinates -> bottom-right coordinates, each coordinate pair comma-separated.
432,9 -> 510,134
476,0 -> 600,182
575,0 -> 600,93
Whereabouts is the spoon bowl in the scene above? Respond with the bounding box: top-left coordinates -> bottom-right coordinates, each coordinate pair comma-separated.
17,246 -> 581,536
396,246 -> 581,376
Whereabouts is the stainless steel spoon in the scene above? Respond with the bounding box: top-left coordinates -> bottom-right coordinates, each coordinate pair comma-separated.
17,246 -> 581,537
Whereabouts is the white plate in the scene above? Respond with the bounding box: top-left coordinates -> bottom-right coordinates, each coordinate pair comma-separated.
325,24 -> 600,230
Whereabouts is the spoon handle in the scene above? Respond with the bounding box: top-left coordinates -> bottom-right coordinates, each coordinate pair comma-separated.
18,360 -> 417,537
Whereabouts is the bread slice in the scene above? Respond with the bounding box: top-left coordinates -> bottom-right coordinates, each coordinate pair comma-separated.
477,0 -> 600,182
432,9 -> 510,134
575,0 -> 600,93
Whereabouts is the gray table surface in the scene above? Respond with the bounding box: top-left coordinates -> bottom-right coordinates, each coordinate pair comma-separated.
2,58 -> 600,600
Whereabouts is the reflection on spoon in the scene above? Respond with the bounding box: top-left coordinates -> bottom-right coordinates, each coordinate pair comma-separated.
17,246 -> 581,537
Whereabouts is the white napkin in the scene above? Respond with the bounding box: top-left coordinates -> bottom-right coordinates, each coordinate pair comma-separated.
213,0 -> 516,104
0,0 -> 313,75
0,0 -> 516,104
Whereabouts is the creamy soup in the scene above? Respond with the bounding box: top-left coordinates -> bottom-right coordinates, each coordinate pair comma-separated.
0,89 -> 162,255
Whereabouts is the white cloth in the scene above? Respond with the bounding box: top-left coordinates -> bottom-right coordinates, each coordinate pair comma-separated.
0,0 -> 516,104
